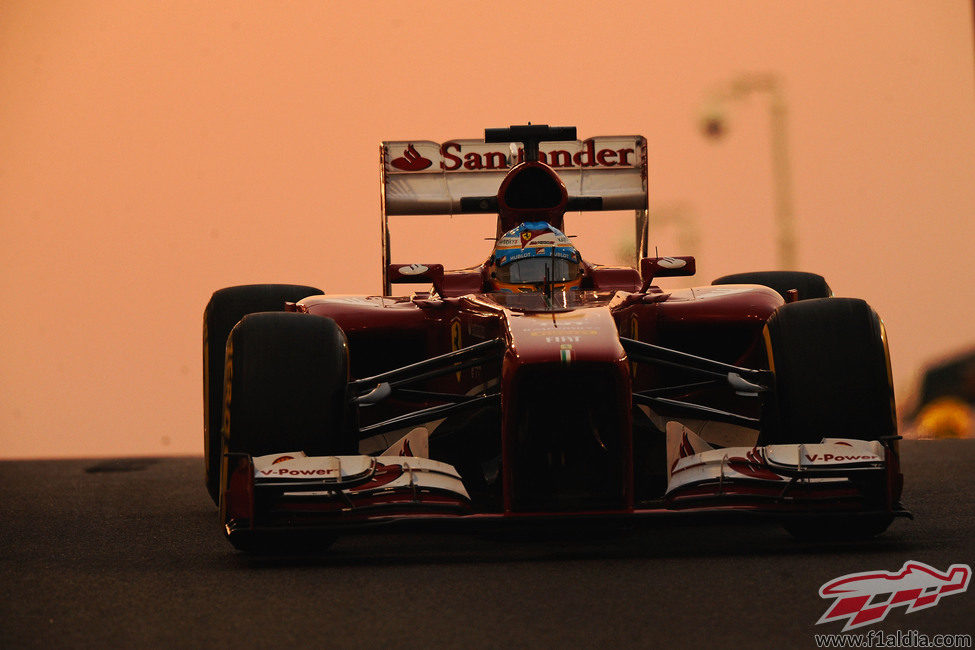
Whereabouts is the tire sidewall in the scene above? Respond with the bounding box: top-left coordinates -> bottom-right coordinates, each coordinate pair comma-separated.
761,298 -> 896,444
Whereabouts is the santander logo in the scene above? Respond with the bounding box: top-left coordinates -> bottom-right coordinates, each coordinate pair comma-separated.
386,139 -> 639,172
817,561 -> 971,631
390,144 -> 433,171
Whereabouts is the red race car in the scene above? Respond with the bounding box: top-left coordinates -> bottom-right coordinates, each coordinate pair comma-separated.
203,125 -> 907,550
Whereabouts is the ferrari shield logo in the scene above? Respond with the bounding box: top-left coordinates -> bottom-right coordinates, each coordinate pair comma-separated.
450,320 -> 463,381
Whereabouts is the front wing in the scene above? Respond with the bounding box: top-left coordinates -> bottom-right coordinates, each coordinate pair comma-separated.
221,434 -> 907,547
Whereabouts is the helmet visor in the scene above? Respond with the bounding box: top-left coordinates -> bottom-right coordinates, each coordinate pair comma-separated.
496,257 -> 580,285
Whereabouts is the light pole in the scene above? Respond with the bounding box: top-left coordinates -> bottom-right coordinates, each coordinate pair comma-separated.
700,73 -> 797,270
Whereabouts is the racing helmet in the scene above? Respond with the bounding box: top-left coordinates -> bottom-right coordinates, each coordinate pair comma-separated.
489,222 -> 582,293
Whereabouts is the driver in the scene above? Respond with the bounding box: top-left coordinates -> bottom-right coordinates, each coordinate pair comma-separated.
488,221 -> 582,293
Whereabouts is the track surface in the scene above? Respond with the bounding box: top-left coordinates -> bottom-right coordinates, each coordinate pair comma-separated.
2,440 -> 973,649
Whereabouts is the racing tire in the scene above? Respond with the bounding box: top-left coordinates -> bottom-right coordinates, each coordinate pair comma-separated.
204,284 -> 323,504
222,311 -> 355,461
762,298 -> 897,540
220,312 -> 352,553
761,297 -> 896,445
712,271 -> 831,301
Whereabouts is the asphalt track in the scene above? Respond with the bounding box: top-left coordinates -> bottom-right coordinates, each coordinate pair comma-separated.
2,440 -> 973,649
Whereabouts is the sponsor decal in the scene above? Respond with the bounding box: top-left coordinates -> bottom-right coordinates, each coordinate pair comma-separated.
271,455 -> 294,464
494,223 -> 573,258
657,257 -> 687,269
529,329 -> 598,337
397,263 -> 429,276
390,144 -> 433,171
495,247 -> 577,266
513,228 -> 565,249
671,431 -> 697,473
817,561 -> 971,631
386,139 -> 640,173
804,453 -> 879,463
546,335 -> 581,343
450,319 -> 463,381
628,316 -> 639,340
348,462 -> 404,492
726,448 -> 783,481
381,426 -> 430,458
560,344 -> 573,366
259,467 -> 339,477
628,316 -> 639,378
441,139 -> 635,171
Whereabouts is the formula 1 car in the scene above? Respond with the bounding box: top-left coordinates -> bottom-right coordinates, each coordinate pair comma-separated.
203,124 -> 907,550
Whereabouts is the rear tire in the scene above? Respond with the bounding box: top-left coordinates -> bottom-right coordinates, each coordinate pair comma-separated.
204,284 -> 323,503
713,271 -> 831,301
761,297 -> 895,445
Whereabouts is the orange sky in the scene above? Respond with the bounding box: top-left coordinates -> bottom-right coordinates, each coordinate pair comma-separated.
2,1 -> 974,458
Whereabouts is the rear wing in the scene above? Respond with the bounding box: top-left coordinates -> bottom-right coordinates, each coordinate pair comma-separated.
379,135 -> 649,294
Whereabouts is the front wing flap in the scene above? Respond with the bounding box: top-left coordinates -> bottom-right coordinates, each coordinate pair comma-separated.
222,452 -> 471,538
663,426 -> 904,515
221,434 -> 906,543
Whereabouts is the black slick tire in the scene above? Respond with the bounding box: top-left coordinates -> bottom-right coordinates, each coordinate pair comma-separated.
220,312 -> 351,555
203,284 -> 323,504
761,297 -> 897,540
222,312 -> 354,461
713,271 -> 832,301
761,297 -> 895,445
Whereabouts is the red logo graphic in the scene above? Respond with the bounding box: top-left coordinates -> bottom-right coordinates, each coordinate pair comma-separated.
670,431 -> 698,473
349,462 -> 404,492
271,455 -> 294,464
390,144 -> 432,171
400,439 -> 414,457
727,448 -> 782,481
519,228 -> 553,248
818,561 -> 971,631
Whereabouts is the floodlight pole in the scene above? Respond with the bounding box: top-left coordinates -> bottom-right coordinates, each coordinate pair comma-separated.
703,74 -> 797,270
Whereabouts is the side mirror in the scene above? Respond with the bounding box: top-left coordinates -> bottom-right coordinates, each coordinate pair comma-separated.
640,256 -> 696,290
387,263 -> 445,296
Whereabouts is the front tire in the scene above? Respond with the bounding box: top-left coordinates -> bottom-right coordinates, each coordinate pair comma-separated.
761,298 -> 895,445
222,312 -> 355,461
761,298 -> 898,540
204,284 -> 323,503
